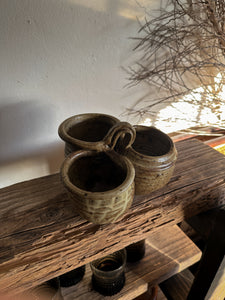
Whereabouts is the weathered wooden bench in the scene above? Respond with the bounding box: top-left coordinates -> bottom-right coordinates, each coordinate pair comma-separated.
1,139 -> 225,299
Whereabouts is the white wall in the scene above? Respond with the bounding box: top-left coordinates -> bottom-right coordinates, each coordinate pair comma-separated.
0,0 -> 158,187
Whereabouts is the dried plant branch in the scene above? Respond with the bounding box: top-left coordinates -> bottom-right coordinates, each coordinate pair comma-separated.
127,0 -> 225,131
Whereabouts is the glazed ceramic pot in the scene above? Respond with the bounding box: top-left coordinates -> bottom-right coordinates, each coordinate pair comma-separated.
126,239 -> 146,262
125,126 -> 177,195
59,265 -> 86,287
58,113 -> 136,156
60,150 -> 135,224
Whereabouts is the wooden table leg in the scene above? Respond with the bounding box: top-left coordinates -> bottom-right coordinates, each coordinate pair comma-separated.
187,207 -> 225,300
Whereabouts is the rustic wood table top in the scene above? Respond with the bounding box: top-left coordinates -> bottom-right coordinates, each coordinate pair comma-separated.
0,138 -> 225,294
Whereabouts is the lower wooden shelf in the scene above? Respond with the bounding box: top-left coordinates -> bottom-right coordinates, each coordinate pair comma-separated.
61,225 -> 201,300
62,264 -> 147,300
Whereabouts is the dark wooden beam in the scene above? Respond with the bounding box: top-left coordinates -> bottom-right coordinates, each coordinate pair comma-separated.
187,207 -> 225,299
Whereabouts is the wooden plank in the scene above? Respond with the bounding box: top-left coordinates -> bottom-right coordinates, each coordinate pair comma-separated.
0,139 -> 222,293
179,221 -> 200,242
160,269 -> 194,300
61,264 -> 147,300
62,225 -> 200,300
134,285 -> 167,300
127,225 -> 201,285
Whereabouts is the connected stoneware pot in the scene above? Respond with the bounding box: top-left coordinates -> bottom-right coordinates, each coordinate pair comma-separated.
60,150 -> 135,224
58,113 -> 136,156
125,125 -> 177,195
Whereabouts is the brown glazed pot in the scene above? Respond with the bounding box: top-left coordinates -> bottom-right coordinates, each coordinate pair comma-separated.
60,150 -> 135,224
125,126 -> 177,195
58,113 -> 136,156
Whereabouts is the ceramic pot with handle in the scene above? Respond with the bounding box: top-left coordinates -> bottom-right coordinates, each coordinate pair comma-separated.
58,113 -> 136,156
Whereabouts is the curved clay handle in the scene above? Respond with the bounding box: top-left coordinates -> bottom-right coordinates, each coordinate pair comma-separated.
103,121 -> 136,152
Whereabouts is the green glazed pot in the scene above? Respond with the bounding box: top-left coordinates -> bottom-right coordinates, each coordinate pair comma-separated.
125,126 -> 177,195
60,150 -> 135,224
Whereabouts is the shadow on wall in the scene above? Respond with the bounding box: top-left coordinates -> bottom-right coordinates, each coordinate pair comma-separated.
0,100 -> 56,163
0,100 -> 64,187
0,0 -> 151,186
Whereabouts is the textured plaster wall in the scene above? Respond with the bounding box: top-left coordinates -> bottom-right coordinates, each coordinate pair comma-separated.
0,0 -> 157,186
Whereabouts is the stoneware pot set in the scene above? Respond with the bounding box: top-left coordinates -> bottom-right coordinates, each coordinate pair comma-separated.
59,113 -> 177,225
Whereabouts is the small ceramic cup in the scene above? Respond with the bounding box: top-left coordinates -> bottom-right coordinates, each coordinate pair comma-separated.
125,126 -> 177,195
126,239 -> 146,262
59,265 -> 86,287
90,249 -> 127,296
58,113 -> 136,156
60,150 -> 135,224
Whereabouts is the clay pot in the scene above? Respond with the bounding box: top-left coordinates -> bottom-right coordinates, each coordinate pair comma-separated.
60,150 -> 135,224
58,113 -> 136,156
125,126 -> 177,195
126,239 -> 146,262
59,265 -> 86,287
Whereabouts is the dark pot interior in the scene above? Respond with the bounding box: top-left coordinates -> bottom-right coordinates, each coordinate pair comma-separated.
67,117 -> 115,142
132,127 -> 172,156
68,152 -> 126,192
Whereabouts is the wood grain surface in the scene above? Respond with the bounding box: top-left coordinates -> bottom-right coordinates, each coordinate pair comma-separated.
160,269 -> 194,300
62,225 -> 200,300
127,225 -> 201,285
61,264 -> 147,300
0,139 -> 224,293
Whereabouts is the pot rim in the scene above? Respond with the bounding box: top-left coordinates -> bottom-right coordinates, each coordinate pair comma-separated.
90,249 -> 127,277
126,125 -> 177,169
58,113 -> 120,148
61,150 -> 135,197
